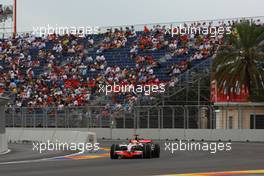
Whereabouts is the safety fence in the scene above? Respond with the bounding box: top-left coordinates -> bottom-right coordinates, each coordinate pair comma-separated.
5,104 -> 264,129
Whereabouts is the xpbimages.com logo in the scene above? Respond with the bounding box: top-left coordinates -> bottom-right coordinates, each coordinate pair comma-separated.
32,24 -> 100,37
98,83 -> 166,95
32,140 -> 100,153
164,141 -> 232,154
169,24 -> 232,38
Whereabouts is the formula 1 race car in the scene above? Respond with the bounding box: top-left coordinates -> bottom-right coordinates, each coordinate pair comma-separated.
110,135 -> 160,159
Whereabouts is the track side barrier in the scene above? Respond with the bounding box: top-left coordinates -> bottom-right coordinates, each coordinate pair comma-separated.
6,128 -> 97,144
70,128 -> 264,142
6,128 -> 264,142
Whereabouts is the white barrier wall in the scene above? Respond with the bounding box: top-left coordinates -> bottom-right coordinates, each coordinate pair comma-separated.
6,128 -> 264,142
77,128 -> 264,142
6,128 -> 97,144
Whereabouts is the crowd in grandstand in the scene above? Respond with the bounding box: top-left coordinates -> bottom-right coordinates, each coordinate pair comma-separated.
0,18 -> 262,112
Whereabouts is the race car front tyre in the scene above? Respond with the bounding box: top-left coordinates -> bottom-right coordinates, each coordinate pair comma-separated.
110,144 -> 119,159
143,143 -> 152,159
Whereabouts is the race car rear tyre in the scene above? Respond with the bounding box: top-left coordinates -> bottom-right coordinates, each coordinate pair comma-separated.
143,144 -> 152,159
153,144 -> 160,158
110,144 -> 119,159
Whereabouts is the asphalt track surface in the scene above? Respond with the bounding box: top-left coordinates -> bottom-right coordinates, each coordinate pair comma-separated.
0,141 -> 264,176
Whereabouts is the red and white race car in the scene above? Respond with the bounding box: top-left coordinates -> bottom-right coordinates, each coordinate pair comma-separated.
110,135 -> 160,159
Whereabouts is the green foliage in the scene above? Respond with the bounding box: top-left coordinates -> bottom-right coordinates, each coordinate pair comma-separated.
213,22 -> 264,101
249,88 -> 264,102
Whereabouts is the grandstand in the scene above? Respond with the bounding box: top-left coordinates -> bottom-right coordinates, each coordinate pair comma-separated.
1,16 -> 264,129
0,18 -> 235,107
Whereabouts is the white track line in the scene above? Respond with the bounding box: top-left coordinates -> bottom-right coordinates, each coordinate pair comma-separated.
0,151 -> 81,165
0,149 -> 104,165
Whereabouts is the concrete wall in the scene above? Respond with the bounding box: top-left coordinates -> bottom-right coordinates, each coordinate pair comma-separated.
89,128 -> 264,142
6,128 -> 97,144
6,128 -> 264,142
7,128 -> 264,142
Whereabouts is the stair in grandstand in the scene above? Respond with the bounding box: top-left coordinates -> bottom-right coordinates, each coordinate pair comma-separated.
131,58 -> 212,129
146,58 -> 212,106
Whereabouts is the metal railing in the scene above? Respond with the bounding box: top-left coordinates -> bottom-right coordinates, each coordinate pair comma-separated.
1,16 -> 264,39
6,104 -> 264,129
6,104 -> 263,129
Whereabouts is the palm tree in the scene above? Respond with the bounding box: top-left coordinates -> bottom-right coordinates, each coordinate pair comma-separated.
212,21 -> 264,101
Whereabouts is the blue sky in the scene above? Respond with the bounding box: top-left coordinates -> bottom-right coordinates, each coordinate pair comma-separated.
2,0 -> 264,32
